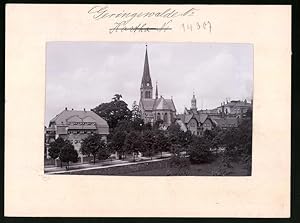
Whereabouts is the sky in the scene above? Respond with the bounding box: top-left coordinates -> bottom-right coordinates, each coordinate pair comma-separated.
45,42 -> 253,125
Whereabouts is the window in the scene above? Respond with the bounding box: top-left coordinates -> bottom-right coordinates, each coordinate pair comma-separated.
145,91 -> 151,98
164,113 -> 168,122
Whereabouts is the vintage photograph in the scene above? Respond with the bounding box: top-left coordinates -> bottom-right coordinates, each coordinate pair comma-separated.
44,42 -> 253,176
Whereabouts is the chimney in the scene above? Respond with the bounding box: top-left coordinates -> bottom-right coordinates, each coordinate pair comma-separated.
72,108 -> 74,110
65,107 -> 67,110
84,108 -> 86,112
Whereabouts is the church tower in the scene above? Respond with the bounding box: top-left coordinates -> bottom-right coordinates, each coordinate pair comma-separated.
191,92 -> 197,110
140,45 -> 153,99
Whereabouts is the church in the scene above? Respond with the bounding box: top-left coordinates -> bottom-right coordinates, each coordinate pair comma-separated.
138,46 -> 176,127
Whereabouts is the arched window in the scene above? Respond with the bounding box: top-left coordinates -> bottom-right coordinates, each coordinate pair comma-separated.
157,113 -> 161,120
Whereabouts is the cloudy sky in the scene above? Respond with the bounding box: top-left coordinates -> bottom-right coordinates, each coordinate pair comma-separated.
45,42 -> 253,125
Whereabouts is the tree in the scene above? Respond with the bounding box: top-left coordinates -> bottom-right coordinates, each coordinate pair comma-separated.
59,143 -> 79,170
141,131 -> 157,160
97,143 -> 111,161
188,137 -> 214,164
48,137 -> 65,160
154,130 -> 171,158
93,94 -> 132,131
153,119 -> 164,130
48,137 -> 79,169
112,94 -> 122,101
124,131 -> 142,161
109,130 -> 127,159
167,123 -> 183,146
81,134 -> 107,164
131,101 -> 141,120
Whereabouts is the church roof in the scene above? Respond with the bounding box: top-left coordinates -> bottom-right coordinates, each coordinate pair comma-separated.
140,47 -> 152,88
140,99 -> 156,111
140,96 -> 176,112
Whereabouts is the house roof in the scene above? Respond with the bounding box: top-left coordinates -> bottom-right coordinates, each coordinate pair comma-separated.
212,117 -> 238,127
176,113 -> 209,125
49,109 -> 109,128
198,108 -> 219,114
220,100 -> 251,108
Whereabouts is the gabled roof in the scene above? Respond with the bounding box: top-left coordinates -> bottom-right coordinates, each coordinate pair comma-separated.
154,97 -> 175,111
49,109 -> 109,127
196,114 -> 209,123
176,113 -> 209,125
140,96 -> 176,112
140,99 -> 156,111
211,117 -> 238,127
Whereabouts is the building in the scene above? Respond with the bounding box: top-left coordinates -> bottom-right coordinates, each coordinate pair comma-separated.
177,93 -> 252,135
139,45 -> 176,127
45,108 -> 109,162
184,94 -> 252,118
216,99 -> 252,118
211,117 -> 239,129
176,113 -> 215,136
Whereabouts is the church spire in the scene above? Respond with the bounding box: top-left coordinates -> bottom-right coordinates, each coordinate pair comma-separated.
141,44 -> 152,89
140,44 -> 153,99
155,81 -> 158,99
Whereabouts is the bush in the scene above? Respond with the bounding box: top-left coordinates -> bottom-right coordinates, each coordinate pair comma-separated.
169,155 -> 191,176
97,148 -> 111,161
188,138 -> 215,164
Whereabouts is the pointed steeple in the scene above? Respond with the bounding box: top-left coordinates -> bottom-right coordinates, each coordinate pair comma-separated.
141,44 -> 152,88
140,44 -> 153,99
155,81 -> 158,99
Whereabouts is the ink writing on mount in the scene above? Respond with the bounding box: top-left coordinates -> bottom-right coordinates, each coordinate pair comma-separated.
109,20 -> 173,34
88,6 -> 199,25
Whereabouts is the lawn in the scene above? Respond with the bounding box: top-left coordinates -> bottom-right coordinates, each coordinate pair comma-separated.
122,157 -> 250,176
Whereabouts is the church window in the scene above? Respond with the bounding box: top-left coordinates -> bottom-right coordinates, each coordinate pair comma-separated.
145,91 -> 151,98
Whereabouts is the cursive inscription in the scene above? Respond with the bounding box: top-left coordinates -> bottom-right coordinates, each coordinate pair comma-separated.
88,6 -> 212,34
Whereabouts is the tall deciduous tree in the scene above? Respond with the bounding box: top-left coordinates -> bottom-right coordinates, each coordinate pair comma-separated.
109,130 -> 127,159
93,94 -> 132,131
81,134 -> 107,164
124,131 -> 142,161
142,131 -> 157,160
154,130 -> 171,158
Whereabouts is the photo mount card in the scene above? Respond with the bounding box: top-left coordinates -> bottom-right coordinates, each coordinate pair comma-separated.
5,4 -> 291,217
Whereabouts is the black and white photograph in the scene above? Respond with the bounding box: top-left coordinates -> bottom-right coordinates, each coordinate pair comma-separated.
44,42 -> 253,176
